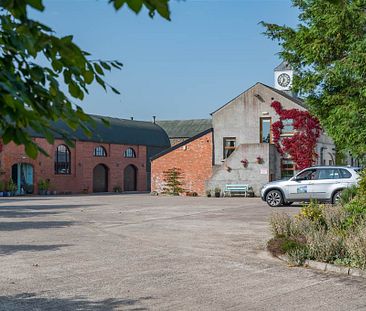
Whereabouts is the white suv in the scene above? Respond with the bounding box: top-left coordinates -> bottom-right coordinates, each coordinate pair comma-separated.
261,166 -> 361,207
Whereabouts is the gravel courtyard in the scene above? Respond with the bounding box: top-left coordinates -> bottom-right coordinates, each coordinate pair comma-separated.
0,194 -> 366,311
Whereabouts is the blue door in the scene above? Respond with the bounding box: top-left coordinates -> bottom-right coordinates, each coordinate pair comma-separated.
11,163 -> 34,194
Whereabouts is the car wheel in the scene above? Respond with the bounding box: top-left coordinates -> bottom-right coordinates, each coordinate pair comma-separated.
332,190 -> 342,205
266,190 -> 283,207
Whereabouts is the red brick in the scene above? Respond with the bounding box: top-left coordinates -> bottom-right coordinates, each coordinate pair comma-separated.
151,131 -> 213,196
0,138 -> 147,193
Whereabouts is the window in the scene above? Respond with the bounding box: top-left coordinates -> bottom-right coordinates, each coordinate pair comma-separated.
282,119 -> 294,134
55,144 -> 71,174
340,169 -> 352,179
223,137 -> 236,159
315,168 -> 340,180
260,118 -> 271,143
124,147 -> 136,158
281,159 -> 295,179
94,146 -> 107,157
296,169 -> 317,180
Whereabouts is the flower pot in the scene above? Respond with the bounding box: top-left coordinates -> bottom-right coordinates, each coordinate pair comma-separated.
215,192 -> 221,198
0,192 -> 3,197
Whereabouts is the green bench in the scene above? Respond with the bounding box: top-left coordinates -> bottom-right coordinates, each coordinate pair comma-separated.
224,184 -> 250,197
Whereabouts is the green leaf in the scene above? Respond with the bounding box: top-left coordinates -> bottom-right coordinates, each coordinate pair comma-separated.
27,0 -> 45,11
111,86 -> 121,94
113,0 -> 125,10
101,61 -> 111,71
94,63 -> 104,75
83,70 -> 94,84
127,0 -> 143,13
25,143 -> 38,159
96,75 -> 106,90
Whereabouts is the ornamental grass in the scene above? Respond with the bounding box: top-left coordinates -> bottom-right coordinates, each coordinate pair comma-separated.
267,177 -> 366,270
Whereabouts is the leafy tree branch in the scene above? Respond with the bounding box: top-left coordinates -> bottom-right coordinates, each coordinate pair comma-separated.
0,0 -> 171,158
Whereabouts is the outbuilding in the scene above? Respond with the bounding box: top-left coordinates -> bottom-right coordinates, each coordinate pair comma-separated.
0,115 -> 170,195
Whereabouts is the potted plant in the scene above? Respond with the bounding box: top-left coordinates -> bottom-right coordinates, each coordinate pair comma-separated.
206,189 -> 212,198
256,156 -> 264,164
6,179 -> 17,196
38,179 -> 46,195
24,184 -> 34,194
113,185 -> 122,193
241,159 -> 249,168
214,187 -> 221,198
44,179 -> 51,195
0,180 -> 4,197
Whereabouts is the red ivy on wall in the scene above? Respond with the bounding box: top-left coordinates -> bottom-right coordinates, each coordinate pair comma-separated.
271,101 -> 321,170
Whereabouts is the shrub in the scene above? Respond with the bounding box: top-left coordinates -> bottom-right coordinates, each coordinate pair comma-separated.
343,197 -> 366,229
269,212 -> 293,238
297,201 -> 324,223
287,246 -> 308,266
340,186 -> 358,205
344,226 -> 366,270
322,204 -> 347,232
267,236 -> 305,257
162,168 -> 185,195
305,228 -> 345,263
358,169 -> 366,197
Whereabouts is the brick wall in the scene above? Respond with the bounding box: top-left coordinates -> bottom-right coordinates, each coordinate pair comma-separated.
151,131 -> 213,196
0,138 -> 147,194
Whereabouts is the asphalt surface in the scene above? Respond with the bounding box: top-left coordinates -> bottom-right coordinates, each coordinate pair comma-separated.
0,194 -> 365,310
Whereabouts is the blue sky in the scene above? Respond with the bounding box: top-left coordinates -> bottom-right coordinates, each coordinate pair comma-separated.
34,0 -> 299,121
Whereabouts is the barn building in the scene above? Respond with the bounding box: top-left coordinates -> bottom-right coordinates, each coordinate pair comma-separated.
156,119 -> 212,146
0,115 -> 170,195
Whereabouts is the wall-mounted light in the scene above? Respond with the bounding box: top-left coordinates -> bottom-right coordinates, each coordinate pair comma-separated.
254,94 -> 265,102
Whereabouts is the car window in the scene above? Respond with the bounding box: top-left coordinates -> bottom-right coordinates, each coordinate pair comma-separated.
315,168 -> 340,180
339,169 -> 352,179
296,169 -> 316,180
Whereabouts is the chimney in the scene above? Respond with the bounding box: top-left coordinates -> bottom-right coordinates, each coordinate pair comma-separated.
130,117 -> 134,120
153,116 -> 156,124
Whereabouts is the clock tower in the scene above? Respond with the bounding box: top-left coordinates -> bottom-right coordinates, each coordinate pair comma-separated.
274,61 -> 293,92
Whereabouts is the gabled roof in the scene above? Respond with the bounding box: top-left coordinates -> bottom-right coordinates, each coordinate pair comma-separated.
211,82 -> 306,115
262,83 -> 306,109
274,61 -> 292,71
27,115 -> 171,148
151,128 -> 213,161
156,119 -> 212,139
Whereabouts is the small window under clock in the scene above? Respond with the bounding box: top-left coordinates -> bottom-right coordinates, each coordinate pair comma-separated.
223,137 -> 236,159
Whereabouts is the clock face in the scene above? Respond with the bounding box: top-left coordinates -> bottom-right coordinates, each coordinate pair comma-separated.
277,73 -> 291,88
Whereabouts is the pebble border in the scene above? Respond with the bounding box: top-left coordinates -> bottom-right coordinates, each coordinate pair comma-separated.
276,254 -> 366,278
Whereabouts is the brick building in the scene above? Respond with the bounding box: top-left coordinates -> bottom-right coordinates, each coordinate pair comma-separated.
151,63 -> 336,196
0,115 -> 170,195
151,129 -> 213,196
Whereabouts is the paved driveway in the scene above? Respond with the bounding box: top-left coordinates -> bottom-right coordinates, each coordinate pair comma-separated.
0,195 -> 365,310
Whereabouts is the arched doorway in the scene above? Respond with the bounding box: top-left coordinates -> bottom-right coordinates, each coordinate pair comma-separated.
124,165 -> 137,191
11,163 -> 34,194
93,164 -> 108,193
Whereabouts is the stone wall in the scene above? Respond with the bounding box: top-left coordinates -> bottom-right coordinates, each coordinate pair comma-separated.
206,143 -> 280,196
